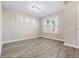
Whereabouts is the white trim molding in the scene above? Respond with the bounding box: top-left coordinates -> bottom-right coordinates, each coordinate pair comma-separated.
2,36 -> 64,44
64,43 -> 79,48
2,36 -> 39,44
40,36 -> 64,42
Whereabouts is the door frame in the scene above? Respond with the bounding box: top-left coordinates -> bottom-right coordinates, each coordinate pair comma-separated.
0,2 -> 2,56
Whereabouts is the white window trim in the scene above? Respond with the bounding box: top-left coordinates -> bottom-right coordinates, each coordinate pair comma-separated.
43,16 -> 59,34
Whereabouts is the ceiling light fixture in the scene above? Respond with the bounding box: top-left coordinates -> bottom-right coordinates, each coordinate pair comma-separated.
32,5 -> 42,12
32,5 -> 41,10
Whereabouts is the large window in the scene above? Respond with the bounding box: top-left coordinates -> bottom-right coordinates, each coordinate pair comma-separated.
43,16 -> 58,34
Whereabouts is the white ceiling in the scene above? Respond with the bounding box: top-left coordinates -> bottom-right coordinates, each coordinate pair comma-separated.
2,1 -> 64,17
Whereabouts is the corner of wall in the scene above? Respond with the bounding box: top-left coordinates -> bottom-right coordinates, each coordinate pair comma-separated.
64,43 -> 79,48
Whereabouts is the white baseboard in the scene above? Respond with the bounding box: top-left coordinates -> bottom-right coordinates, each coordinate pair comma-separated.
40,36 -> 64,42
64,43 -> 79,48
2,36 -> 64,44
2,36 -> 39,44
3,36 -> 79,49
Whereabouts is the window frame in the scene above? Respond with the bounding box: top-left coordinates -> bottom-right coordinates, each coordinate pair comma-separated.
43,16 -> 59,34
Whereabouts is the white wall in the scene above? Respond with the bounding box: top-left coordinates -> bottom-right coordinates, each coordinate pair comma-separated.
78,4 -> 79,46
64,2 -> 79,48
2,2 -> 79,49
2,7 -> 64,44
2,7 -> 40,43
0,2 -> 2,55
40,10 -> 64,41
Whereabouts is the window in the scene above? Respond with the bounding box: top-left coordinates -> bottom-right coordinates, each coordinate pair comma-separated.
16,15 -> 24,23
43,16 -> 58,34
24,17 -> 30,23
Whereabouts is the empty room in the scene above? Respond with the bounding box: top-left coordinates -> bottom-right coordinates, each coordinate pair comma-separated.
0,1 -> 79,58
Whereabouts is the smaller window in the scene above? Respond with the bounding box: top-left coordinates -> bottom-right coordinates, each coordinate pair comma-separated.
16,15 -> 24,23
24,17 -> 30,23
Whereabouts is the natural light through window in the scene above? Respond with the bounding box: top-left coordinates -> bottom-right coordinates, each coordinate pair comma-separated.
43,16 -> 58,34
25,17 -> 30,23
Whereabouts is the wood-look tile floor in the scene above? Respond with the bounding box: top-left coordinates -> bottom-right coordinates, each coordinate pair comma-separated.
0,37 -> 79,58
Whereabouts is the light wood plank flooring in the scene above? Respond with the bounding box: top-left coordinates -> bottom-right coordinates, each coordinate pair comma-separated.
0,37 -> 79,58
